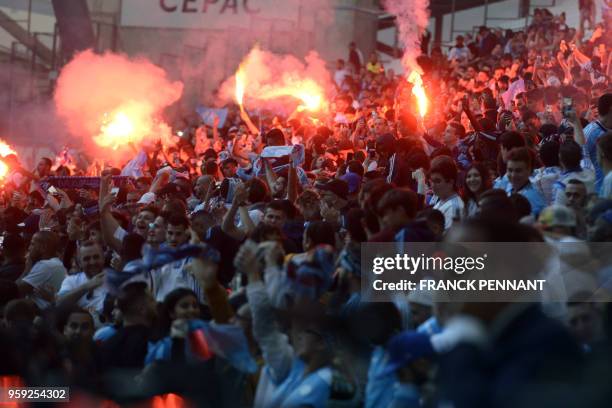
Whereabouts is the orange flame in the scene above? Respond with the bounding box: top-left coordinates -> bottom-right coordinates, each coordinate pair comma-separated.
235,67 -> 246,109
0,138 -> 17,179
0,161 -> 9,179
407,71 -> 428,118
258,78 -> 325,112
0,139 -> 17,157
93,102 -> 168,150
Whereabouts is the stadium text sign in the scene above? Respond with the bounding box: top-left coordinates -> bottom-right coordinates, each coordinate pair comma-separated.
121,0 -> 300,29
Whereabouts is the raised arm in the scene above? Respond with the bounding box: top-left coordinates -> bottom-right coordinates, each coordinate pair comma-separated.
98,174 -> 123,253
221,183 -> 248,241
286,161 -> 298,203
237,242 -> 294,383
568,109 -> 586,146
263,158 -> 277,192
57,272 -> 105,310
462,96 -> 483,132
189,257 -> 234,323
239,107 -> 260,136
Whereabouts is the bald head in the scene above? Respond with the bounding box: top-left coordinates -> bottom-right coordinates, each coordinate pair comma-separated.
194,175 -> 214,200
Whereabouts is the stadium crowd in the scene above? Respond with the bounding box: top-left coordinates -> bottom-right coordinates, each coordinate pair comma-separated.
1,3 -> 612,407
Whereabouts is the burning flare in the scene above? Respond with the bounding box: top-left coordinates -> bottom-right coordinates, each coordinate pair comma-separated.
407,71 -> 429,118
0,161 -> 9,179
54,50 -> 182,156
98,111 -> 136,149
235,67 -> 246,109
0,138 -> 17,179
0,140 -> 17,157
258,78 -> 325,112
93,102 -> 170,150
222,46 -> 331,114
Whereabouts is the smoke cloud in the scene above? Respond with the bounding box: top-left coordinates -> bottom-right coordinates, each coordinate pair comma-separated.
217,46 -> 334,113
54,50 -> 183,162
382,0 -> 430,73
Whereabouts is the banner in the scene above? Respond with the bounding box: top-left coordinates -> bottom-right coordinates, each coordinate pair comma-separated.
121,0 -> 300,29
196,106 -> 228,128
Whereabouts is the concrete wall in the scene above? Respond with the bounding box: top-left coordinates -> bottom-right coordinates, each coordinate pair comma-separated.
108,0 -> 382,106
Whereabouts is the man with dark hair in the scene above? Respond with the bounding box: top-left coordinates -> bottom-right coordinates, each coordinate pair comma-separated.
448,35 -> 470,62
36,157 -> 53,178
57,241 -> 108,323
494,131 -> 527,190
166,213 -> 190,248
316,178 -> 351,225
428,156 -> 464,230
424,122 -> 464,166
62,307 -> 95,341
584,93 -> 612,193
221,157 -> 239,179
263,200 -> 290,229
505,147 -> 545,216
563,179 -> 589,238
370,188 -> 418,241
17,231 -> 67,309
99,282 -> 157,370
553,141 -> 595,205
533,141 -> 561,204
0,234 -> 26,281
150,213 -> 211,302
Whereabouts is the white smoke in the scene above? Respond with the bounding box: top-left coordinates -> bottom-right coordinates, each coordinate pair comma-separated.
383,0 -> 430,73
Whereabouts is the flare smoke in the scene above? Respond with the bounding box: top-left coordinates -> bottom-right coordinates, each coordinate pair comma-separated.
383,0 -> 430,73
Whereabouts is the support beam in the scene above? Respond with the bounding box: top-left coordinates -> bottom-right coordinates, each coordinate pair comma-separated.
0,8 -> 53,63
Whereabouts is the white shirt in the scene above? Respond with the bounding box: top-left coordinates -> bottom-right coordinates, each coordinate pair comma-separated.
150,258 -> 206,303
58,271 -> 109,314
448,46 -> 471,61
334,69 -> 349,87
430,194 -> 465,230
237,209 -> 264,229
22,257 -> 67,309
601,172 -> 612,199
465,198 -> 479,218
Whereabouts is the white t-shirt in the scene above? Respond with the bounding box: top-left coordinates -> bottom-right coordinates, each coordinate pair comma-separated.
22,257 -> 67,309
448,46 -> 470,61
334,69 -> 349,87
58,271 -> 109,314
150,258 -> 206,303
430,194 -> 465,230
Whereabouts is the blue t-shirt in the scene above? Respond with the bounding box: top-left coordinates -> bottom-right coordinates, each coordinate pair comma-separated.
256,357 -> 332,408
505,181 -> 546,217
365,347 -> 421,408
584,120 -> 610,193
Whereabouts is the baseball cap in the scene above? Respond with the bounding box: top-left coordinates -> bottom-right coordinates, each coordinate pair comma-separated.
316,179 -> 349,200
538,205 -> 576,228
378,330 -> 435,377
